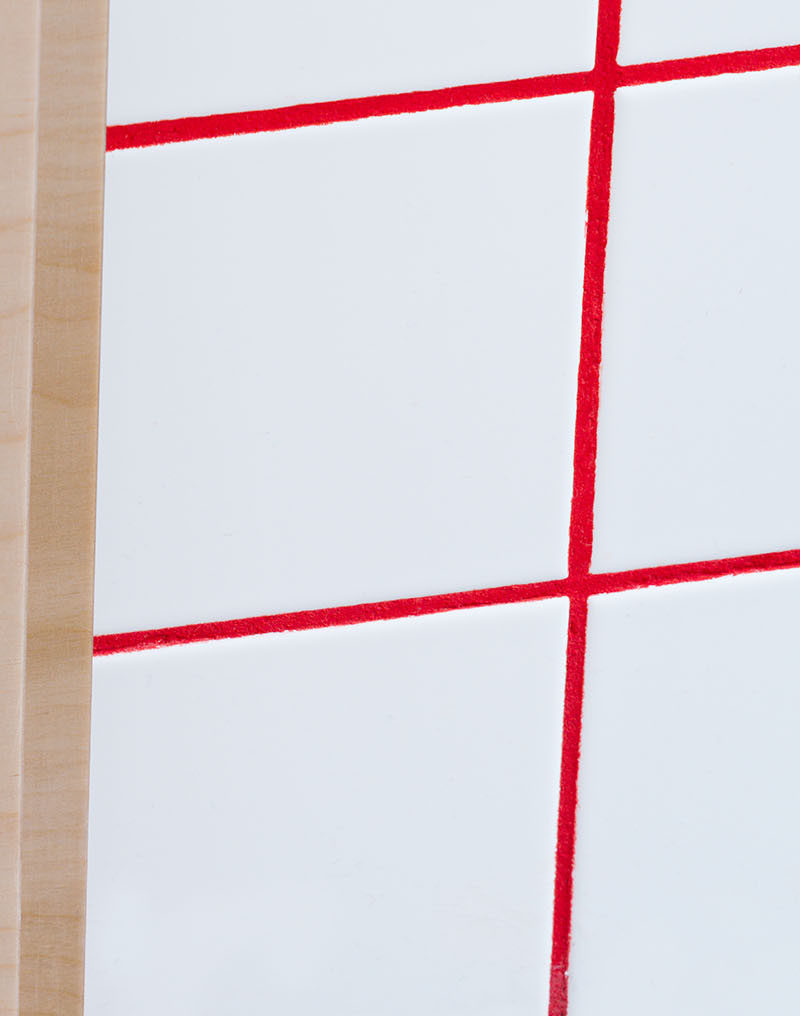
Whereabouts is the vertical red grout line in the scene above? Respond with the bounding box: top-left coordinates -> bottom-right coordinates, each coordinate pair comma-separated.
549,595 -> 589,1015
548,1 -> 621,1014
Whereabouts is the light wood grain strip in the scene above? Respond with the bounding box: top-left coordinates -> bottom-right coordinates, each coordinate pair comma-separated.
21,1 -> 108,1013
0,1 -> 41,1012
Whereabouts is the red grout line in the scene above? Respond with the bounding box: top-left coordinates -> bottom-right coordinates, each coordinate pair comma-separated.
93,577 -> 570,656
548,0 -> 620,1011
619,42 -> 800,88
105,71 -> 594,151
93,547 -> 800,657
105,42 -> 800,151
591,547 -> 800,597
565,88 -> 615,578
549,595 -> 588,1016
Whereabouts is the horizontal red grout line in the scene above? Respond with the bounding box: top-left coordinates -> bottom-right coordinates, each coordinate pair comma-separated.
94,547 -> 800,656
106,70 -> 594,151
93,577 -> 570,655
618,42 -> 800,88
105,42 -> 800,152
588,546 -> 800,596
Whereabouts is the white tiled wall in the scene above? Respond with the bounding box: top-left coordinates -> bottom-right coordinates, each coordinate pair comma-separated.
570,570 -> 800,1015
86,602 -> 567,1016
91,1 -> 800,1012
95,95 -> 591,633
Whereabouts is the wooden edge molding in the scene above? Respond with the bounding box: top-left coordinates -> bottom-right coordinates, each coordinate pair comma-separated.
1,0 -> 108,1013
0,0 -> 41,1011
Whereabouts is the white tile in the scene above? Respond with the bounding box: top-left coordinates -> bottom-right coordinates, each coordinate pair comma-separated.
95,96 -> 591,633
570,569 -> 800,1016
106,0 -> 598,124
592,70 -> 800,573
85,599 -> 568,1016
619,0 -> 800,64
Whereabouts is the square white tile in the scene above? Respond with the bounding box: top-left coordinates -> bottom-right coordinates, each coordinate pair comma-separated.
592,69 -> 800,573
85,600 -> 568,1016
618,0 -> 800,65
106,0 -> 599,124
569,569 -> 800,1015
95,95 -> 591,634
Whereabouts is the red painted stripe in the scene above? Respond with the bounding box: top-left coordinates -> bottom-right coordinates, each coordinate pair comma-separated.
619,42 -> 800,88
106,71 -> 594,151
549,0 -> 620,1011
93,577 -> 570,656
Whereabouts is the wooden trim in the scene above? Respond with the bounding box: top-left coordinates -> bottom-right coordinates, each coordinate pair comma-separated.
22,0 -> 108,1008
0,0 -> 41,1011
